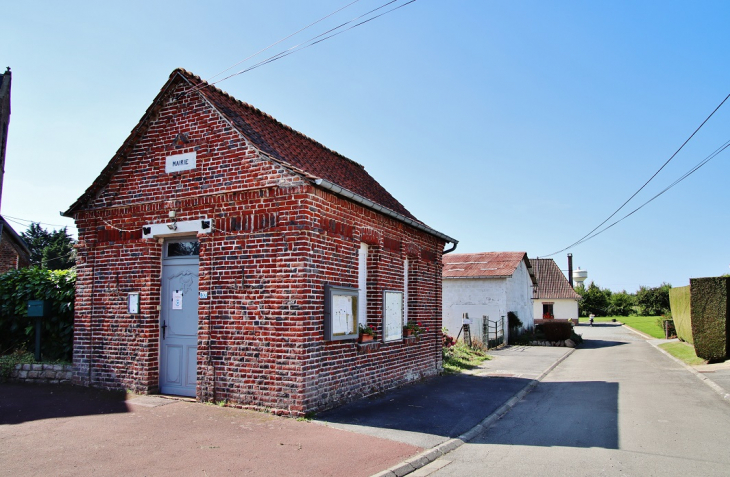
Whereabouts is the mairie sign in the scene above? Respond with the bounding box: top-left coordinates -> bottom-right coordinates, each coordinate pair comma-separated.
165,151 -> 196,173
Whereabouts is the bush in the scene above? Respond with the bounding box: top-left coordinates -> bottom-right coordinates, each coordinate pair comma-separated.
690,277 -> 729,361
537,321 -> 573,342
0,267 -> 75,361
636,283 -> 672,316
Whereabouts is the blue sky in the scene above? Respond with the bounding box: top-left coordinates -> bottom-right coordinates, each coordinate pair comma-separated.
2,0 -> 729,292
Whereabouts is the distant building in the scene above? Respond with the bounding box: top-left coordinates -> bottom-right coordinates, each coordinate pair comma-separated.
0,67 -> 31,273
531,258 -> 580,324
442,252 -> 536,343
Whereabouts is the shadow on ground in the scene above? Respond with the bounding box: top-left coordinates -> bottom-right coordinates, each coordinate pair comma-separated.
474,381 -> 619,449
0,383 -> 129,424
318,374 -> 620,450
318,373 -> 530,439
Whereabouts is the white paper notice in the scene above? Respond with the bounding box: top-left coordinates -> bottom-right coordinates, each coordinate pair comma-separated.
172,290 -> 183,310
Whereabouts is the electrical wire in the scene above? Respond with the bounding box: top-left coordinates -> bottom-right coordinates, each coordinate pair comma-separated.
2,214 -> 70,228
205,0 -> 363,83
184,0 -> 416,96
542,92 -> 730,258
542,137 -> 730,257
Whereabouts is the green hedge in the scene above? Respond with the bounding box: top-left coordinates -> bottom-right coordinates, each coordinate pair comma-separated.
536,321 -> 573,342
670,286 -> 692,344
0,267 -> 75,361
690,277 -> 729,361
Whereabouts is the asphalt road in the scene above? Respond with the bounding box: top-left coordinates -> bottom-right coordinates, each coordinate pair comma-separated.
422,324 -> 730,477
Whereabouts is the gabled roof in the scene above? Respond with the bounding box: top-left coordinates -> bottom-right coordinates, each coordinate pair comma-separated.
64,69 -> 418,224
0,215 -> 31,257
443,252 -> 536,284
531,258 -> 581,300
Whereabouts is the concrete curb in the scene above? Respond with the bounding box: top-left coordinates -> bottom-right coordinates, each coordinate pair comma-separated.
645,339 -> 730,404
371,347 -> 575,477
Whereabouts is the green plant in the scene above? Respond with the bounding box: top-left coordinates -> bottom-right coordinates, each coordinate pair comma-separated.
442,342 -> 490,373
405,321 -> 424,337
690,277 -> 729,361
0,267 -> 76,361
0,350 -> 35,382
442,328 -> 456,348
21,222 -> 76,270
607,291 -> 636,316
358,323 -> 375,337
636,283 -> 672,316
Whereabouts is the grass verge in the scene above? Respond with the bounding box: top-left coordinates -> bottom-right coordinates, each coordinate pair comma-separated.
579,316 -> 666,339
442,343 -> 491,374
659,341 -> 706,366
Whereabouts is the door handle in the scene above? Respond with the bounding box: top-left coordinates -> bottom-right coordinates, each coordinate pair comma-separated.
161,320 -> 167,340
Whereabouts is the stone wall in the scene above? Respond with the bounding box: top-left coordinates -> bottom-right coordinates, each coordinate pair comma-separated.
10,363 -> 73,384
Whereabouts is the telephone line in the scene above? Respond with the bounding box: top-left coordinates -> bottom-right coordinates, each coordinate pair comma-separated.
542,92 -> 730,257
185,0 -> 415,96
542,137 -> 730,256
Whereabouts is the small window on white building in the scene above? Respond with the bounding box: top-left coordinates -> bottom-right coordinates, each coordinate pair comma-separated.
542,303 -> 554,319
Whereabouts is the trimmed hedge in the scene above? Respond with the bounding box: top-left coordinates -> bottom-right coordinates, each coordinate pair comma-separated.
670,286 -> 692,344
0,267 -> 75,361
537,321 -> 573,342
690,277 -> 729,361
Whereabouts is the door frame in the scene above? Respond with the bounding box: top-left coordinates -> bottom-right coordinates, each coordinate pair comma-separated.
159,237 -> 200,396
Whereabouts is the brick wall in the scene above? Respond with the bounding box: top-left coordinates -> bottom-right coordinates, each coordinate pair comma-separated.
0,232 -> 29,274
71,82 -> 446,415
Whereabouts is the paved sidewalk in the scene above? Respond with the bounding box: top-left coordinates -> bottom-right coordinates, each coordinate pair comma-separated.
646,337 -> 730,402
0,346 -> 572,477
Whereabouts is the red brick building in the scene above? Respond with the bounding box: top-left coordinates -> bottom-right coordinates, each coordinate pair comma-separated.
63,69 -> 456,415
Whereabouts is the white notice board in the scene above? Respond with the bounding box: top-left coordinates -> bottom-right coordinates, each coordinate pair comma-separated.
332,294 -> 356,336
383,291 -> 403,342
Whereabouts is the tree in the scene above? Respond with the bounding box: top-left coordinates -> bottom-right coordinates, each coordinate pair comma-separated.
635,283 -> 672,316
607,290 -> 635,316
576,282 -> 611,316
20,223 -> 76,270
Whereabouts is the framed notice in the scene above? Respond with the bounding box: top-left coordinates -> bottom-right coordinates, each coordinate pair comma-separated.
382,290 -> 403,342
324,285 -> 359,341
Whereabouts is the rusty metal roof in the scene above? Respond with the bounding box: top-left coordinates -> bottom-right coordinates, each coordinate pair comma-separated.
443,252 -> 535,283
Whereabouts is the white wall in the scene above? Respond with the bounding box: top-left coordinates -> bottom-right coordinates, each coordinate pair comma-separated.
533,299 -> 578,321
442,278 -> 506,339
505,261 -> 535,329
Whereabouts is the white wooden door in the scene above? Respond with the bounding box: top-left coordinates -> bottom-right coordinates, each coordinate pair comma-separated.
160,240 -> 199,397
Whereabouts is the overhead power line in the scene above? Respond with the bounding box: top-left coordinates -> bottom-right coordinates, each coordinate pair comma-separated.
542,137 -> 730,257
2,214 -> 70,229
186,0 -> 416,96
542,92 -> 730,258
206,0 -> 363,83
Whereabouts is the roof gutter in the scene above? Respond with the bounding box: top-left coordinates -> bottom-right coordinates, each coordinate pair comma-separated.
313,178 -> 458,250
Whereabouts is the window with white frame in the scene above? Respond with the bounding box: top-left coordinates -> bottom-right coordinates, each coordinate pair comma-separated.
358,243 -> 368,326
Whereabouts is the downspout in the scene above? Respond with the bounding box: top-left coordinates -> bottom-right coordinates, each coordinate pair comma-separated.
442,242 -> 458,255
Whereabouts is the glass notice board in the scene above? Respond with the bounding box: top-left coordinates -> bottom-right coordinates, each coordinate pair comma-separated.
324,285 -> 359,341
382,290 -> 403,342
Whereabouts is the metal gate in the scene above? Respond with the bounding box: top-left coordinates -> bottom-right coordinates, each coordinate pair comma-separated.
481,315 -> 505,349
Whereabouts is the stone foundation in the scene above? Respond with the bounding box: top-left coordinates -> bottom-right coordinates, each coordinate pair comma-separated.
10,363 -> 73,384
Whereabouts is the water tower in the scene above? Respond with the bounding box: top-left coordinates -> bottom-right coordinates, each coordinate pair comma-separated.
573,268 -> 588,288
